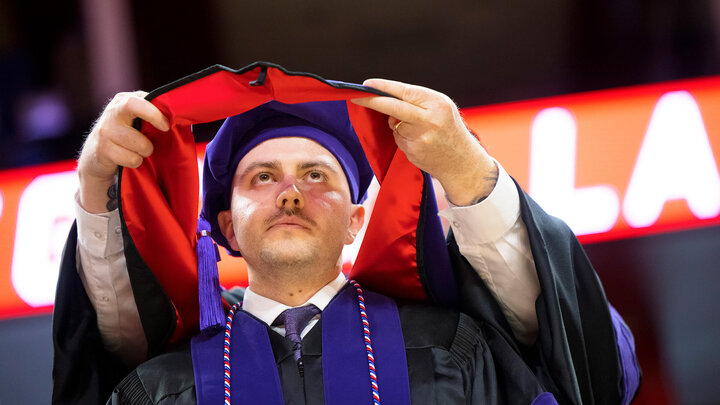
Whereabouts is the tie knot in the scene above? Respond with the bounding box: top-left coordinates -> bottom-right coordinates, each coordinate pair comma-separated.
273,304 -> 321,338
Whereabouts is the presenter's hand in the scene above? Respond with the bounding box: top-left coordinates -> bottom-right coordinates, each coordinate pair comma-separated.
77,91 -> 170,213
351,79 -> 498,206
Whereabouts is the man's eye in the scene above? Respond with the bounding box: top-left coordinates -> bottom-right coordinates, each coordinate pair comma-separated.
308,171 -> 325,181
255,173 -> 272,183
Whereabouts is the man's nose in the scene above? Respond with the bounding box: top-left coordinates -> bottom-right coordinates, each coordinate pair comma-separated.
276,181 -> 304,210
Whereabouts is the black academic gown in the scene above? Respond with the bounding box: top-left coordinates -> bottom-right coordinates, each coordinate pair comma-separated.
52,186 -> 638,405
106,301 -> 552,405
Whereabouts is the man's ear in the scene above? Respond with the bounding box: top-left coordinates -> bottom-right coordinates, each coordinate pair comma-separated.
217,210 -> 240,251
344,204 -> 366,245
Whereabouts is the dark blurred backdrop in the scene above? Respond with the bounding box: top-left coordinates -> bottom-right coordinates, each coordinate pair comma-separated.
1,1 -> 719,404
3,0 -> 719,169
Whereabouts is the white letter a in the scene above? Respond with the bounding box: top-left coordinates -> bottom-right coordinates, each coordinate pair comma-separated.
623,91 -> 720,228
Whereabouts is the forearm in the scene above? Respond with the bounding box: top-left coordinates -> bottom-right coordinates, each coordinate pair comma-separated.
74,192 -> 147,366
77,170 -> 118,214
457,218 -> 539,344
440,163 -> 540,345
436,133 -> 498,207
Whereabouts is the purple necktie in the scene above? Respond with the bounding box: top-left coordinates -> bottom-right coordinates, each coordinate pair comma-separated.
273,304 -> 321,363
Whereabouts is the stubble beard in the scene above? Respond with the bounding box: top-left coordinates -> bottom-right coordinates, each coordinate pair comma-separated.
253,230 -> 344,286
257,241 -> 318,275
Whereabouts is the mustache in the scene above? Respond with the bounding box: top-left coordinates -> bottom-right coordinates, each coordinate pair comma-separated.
264,207 -> 317,228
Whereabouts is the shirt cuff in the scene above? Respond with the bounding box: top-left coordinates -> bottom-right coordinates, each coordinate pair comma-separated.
438,162 -> 520,245
74,192 -> 124,258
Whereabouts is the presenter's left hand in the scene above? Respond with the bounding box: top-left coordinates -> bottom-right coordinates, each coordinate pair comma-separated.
352,79 -> 498,206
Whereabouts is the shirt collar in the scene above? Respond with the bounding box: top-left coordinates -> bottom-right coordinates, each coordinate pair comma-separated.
242,272 -> 347,326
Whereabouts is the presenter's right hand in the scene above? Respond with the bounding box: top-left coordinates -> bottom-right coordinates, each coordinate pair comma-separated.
77,91 -> 170,213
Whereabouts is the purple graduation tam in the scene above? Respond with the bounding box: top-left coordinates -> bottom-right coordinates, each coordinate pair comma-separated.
200,100 -> 374,257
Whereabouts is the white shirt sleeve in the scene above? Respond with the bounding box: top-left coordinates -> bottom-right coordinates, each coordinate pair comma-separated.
439,163 -> 540,345
74,192 -> 147,366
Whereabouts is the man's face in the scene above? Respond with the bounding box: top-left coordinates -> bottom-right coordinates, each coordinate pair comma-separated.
218,137 -> 365,272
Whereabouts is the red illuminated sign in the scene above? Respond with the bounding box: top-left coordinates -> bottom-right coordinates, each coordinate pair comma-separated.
1,76 -> 719,319
463,77 -> 720,243
0,162 -> 78,319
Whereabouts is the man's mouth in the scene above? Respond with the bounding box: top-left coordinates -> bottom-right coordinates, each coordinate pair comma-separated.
270,219 -> 308,229
265,210 -> 316,230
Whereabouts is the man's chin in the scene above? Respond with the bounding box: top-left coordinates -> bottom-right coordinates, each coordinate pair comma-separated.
258,241 -> 317,268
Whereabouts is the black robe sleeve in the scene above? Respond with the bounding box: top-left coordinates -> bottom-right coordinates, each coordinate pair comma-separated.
400,305 -> 553,404
52,218 -> 179,405
51,222 -> 132,404
107,343 -> 196,405
450,182 -> 637,404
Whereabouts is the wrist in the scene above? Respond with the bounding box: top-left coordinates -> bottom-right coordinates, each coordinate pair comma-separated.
440,154 -> 498,207
77,154 -> 118,183
78,169 -> 119,214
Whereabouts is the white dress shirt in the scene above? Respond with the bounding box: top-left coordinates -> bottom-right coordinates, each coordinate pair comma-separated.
74,163 -> 539,365
243,272 -> 347,338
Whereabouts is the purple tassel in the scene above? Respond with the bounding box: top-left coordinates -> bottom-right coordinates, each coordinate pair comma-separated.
197,215 -> 224,333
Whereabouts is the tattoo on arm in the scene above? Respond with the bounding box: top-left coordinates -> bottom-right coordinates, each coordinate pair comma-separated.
470,174 -> 499,205
484,173 -> 499,187
106,183 -> 118,211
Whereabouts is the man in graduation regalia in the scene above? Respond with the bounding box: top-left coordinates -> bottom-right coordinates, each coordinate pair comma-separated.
52,63 -> 639,404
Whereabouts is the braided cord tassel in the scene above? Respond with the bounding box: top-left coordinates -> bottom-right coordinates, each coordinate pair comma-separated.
350,279 -> 380,405
224,302 -> 242,405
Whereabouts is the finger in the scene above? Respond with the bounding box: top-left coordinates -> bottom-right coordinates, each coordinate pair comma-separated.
102,140 -> 146,169
351,95 -> 426,124
388,116 -> 410,134
387,117 -> 424,138
362,78 -> 411,99
106,124 -> 154,158
118,93 -> 170,132
362,78 -> 441,107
